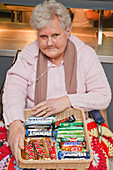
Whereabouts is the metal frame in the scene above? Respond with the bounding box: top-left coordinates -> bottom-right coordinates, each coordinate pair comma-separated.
98,10 -> 104,45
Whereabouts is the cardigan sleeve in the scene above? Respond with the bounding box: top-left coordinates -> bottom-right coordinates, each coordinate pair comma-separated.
2,54 -> 29,127
67,43 -> 111,111
2,40 -> 39,127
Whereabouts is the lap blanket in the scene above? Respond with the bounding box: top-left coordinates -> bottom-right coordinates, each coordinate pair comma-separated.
86,118 -> 113,170
0,119 -> 113,170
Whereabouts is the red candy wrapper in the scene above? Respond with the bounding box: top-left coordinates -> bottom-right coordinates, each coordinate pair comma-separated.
55,115 -> 75,128
61,145 -> 83,152
24,139 -> 35,160
34,139 -> 46,159
45,138 -> 57,160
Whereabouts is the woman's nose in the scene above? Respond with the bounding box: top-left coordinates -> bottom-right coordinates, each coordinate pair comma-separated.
46,37 -> 54,46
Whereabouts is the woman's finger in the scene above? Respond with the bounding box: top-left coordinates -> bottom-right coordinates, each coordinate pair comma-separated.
32,105 -> 48,115
42,111 -> 54,119
9,135 -> 19,164
35,109 -> 50,117
13,140 -> 19,164
32,101 -> 46,111
19,133 -> 25,150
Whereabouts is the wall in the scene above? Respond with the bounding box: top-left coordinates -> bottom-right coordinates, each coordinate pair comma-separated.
0,56 -> 14,93
102,63 -> 113,132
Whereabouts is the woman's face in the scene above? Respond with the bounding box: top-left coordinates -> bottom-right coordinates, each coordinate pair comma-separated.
37,16 -> 70,64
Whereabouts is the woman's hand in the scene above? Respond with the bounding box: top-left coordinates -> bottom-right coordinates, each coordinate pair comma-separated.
8,120 -> 25,165
32,96 -> 71,118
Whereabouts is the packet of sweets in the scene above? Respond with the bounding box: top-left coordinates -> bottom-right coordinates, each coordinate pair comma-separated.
58,150 -> 88,159
24,138 -> 35,160
45,138 -> 57,160
25,116 -> 57,126
25,128 -> 52,137
57,130 -> 84,135
59,121 -> 83,127
58,126 -> 84,131
34,138 -> 46,160
55,115 -> 75,128
60,137 -> 85,142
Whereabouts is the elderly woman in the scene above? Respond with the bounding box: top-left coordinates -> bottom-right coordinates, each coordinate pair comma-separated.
2,0 -> 111,168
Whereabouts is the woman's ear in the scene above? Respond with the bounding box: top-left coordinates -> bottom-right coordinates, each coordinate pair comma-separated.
66,26 -> 71,38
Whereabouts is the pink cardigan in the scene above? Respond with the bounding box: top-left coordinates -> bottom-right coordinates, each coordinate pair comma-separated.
3,35 -> 111,126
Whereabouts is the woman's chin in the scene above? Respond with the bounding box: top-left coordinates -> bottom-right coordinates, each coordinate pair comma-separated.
45,52 -> 59,58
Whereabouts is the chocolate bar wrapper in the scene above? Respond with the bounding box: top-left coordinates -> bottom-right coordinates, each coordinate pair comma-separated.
61,146 -> 86,152
25,124 -> 52,130
26,128 -> 52,137
25,116 -> 57,126
58,126 -> 84,131
57,134 -> 84,139
60,141 -> 86,147
42,138 -> 51,159
55,115 -> 75,128
24,138 -> 35,160
45,138 -> 57,160
60,137 -> 85,142
57,130 -> 84,135
59,121 -> 83,127
59,141 -> 86,152
58,150 -> 88,159
34,139 -> 46,160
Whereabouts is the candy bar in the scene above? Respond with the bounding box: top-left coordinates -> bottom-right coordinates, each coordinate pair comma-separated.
25,128 -> 52,137
24,139 -> 35,160
57,134 -> 84,139
55,115 -> 75,128
58,126 -> 84,131
25,116 -> 57,126
25,124 -> 52,130
59,121 -> 83,127
61,146 -> 86,152
42,138 -> 50,159
45,138 -> 57,160
60,141 -> 86,147
34,139 -> 46,159
59,137 -> 85,142
58,150 -> 88,159
57,130 -> 84,135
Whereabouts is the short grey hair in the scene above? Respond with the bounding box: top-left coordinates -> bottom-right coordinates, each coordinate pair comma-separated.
30,0 -> 72,31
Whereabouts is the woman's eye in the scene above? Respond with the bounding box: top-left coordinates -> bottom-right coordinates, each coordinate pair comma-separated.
54,34 -> 59,37
40,35 -> 47,39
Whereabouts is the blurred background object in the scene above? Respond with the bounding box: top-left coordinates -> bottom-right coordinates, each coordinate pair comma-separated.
0,3 -> 34,23
70,8 -> 113,28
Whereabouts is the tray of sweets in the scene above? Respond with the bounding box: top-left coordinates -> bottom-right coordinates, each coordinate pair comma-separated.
18,108 -> 93,169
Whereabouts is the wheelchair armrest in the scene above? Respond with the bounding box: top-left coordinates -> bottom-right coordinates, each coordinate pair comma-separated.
90,110 -> 105,125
